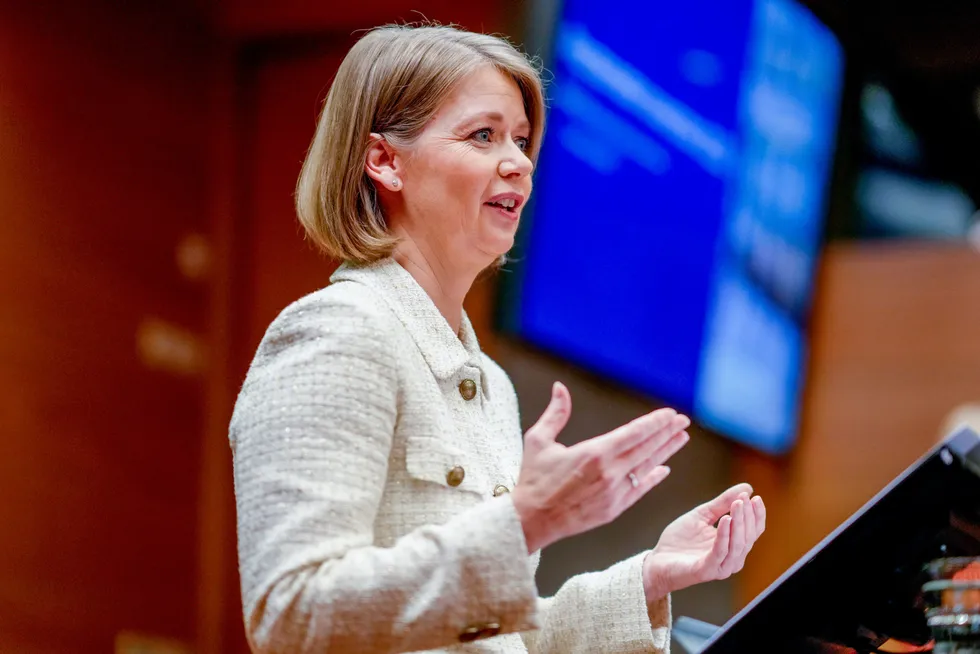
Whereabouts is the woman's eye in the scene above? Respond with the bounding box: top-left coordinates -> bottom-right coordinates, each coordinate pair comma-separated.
515,137 -> 530,152
472,128 -> 493,143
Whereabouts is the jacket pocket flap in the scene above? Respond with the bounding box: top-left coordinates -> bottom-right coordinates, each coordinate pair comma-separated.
404,435 -> 484,495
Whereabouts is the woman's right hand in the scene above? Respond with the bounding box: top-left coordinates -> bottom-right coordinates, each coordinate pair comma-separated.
511,381 -> 691,554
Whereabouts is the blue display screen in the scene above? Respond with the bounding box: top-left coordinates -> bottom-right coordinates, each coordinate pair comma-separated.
503,0 -> 844,454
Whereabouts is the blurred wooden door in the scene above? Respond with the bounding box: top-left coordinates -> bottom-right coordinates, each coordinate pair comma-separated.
209,41 -> 354,654
0,3 -> 210,652
237,43 -> 351,360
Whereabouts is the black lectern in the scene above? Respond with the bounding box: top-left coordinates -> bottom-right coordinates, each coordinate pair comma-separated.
679,426 -> 980,653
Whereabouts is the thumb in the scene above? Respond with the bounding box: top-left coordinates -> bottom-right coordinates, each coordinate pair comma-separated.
697,483 -> 753,522
526,381 -> 572,444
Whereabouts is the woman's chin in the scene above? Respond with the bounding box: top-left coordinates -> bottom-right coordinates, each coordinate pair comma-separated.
486,234 -> 516,258
470,238 -> 515,268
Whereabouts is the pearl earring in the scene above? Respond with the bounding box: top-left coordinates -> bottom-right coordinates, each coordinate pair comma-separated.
391,178 -> 400,189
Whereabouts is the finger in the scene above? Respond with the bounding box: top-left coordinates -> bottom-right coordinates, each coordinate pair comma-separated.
526,382 -> 572,444
696,483 -> 754,523
740,494 -> 753,557
598,408 -> 680,457
751,495 -> 766,538
740,492 -> 758,544
647,424 -> 690,464
721,500 -> 747,575
627,429 -> 690,481
708,515 -> 732,570
736,499 -> 749,556
639,464 -> 671,491
721,500 -> 742,572
621,414 -> 690,467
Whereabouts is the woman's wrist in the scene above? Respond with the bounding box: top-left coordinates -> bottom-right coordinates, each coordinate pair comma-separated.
511,490 -> 552,554
641,550 -> 672,605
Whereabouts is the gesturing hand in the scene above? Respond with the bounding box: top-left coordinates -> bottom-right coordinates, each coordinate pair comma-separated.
642,483 -> 766,602
511,382 -> 691,554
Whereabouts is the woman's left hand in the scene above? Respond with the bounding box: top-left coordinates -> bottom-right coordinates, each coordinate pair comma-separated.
642,483 -> 766,602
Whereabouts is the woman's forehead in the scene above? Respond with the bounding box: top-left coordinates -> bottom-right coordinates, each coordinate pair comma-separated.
434,68 -> 528,125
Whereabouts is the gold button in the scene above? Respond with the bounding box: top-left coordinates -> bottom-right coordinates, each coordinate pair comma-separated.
492,484 -> 510,497
480,623 -> 501,639
459,626 -> 481,643
446,466 -> 465,487
459,379 -> 477,401
459,622 -> 501,643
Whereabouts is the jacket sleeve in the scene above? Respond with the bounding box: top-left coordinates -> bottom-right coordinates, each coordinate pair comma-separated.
483,363 -> 672,654
519,553 -> 671,653
230,294 -> 540,654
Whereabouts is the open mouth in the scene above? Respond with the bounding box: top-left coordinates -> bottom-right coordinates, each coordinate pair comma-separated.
485,199 -> 518,214
485,193 -> 524,216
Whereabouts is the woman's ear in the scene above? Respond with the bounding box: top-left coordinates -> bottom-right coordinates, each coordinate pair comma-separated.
365,133 -> 403,192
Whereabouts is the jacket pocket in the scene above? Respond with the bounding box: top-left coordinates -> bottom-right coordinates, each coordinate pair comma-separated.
404,434 -> 486,498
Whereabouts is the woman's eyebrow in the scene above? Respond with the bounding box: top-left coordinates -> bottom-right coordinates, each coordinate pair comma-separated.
457,111 -> 531,131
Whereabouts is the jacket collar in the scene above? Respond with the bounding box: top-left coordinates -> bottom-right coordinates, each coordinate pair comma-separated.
330,258 -> 484,381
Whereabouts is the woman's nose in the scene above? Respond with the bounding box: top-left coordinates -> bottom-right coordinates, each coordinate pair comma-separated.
498,147 -> 533,178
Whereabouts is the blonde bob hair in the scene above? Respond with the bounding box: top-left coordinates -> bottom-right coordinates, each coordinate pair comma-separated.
295,23 -> 546,263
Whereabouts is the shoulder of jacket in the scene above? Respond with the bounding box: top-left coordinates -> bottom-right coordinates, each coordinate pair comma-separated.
272,280 -> 396,332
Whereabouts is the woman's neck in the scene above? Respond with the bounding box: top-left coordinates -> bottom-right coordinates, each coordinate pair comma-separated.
391,238 -> 480,335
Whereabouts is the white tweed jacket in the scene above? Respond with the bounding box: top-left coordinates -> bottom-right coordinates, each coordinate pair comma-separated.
229,257 -> 671,654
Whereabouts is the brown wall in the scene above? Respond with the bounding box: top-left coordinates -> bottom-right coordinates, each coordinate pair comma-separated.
735,242 -> 980,606
0,3 -> 212,651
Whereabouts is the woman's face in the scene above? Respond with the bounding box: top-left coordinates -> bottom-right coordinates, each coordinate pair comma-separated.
390,66 -> 534,268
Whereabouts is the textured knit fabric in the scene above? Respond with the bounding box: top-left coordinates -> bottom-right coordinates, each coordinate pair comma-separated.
230,257 -> 672,654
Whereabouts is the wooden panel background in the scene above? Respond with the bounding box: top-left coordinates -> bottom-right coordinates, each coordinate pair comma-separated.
0,3 -> 211,651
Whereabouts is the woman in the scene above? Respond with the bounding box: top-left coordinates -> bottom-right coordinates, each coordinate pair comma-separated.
230,23 -> 766,654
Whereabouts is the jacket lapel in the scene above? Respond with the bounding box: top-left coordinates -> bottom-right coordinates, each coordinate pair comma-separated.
330,259 -> 483,382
